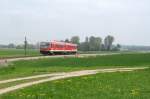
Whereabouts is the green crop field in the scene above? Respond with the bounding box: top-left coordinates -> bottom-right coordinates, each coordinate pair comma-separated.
0,48 -> 40,58
0,52 -> 150,98
1,68 -> 150,99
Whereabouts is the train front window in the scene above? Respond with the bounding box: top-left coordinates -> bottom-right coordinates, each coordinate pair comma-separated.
40,42 -> 50,48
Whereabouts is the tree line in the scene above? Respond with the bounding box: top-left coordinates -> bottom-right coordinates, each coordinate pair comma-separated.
64,35 -> 121,51
0,35 -> 121,51
0,43 -> 40,49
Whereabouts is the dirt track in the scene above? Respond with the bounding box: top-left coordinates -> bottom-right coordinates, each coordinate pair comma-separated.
0,67 -> 148,95
0,53 -> 120,63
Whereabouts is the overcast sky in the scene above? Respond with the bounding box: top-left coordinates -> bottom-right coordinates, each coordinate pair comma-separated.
0,0 -> 150,45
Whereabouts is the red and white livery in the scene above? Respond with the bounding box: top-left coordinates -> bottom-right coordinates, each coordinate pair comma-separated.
40,41 -> 77,55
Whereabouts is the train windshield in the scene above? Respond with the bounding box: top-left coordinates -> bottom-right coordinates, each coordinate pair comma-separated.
40,42 -> 50,48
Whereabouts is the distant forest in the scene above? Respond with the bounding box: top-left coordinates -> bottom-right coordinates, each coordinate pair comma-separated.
122,45 -> 150,51
1,35 -> 150,51
64,35 -> 121,51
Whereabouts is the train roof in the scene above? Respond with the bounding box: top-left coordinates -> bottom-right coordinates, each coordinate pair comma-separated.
50,41 -> 77,46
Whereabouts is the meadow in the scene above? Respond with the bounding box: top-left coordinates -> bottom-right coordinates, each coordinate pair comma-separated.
1,68 -> 150,99
0,48 -> 40,58
0,53 -> 150,80
0,48 -> 137,58
0,52 -> 150,98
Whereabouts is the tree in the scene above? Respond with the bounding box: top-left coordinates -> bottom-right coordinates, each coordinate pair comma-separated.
115,44 -> 121,51
70,36 -> 80,44
104,35 -> 114,51
95,37 -> 102,50
78,42 -> 86,51
111,44 -> 121,51
89,36 -> 96,51
117,44 -> 121,49
89,36 -> 102,51
84,37 -> 89,51
64,39 -> 70,43
8,43 -> 15,48
16,45 -> 24,49
101,44 -> 105,51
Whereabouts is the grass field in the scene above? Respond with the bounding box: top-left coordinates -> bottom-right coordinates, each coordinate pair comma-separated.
0,53 -> 150,98
0,53 -> 150,80
0,48 -> 139,58
78,50 -> 136,54
0,48 -> 40,58
1,68 -> 150,99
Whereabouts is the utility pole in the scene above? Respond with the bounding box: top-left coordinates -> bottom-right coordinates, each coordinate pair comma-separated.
24,36 -> 27,56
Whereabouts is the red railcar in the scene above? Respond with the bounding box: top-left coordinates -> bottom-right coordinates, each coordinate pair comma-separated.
40,41 -> 77,55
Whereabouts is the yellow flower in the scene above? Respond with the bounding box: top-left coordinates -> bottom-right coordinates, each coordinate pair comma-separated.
67,80 -> 72,82
130,89 -> 139,96
53,80 -> 59,83
40,93 -> 46,96
118,89 -> 121,93
27,94 -> 31,97
83,77 -> 88,79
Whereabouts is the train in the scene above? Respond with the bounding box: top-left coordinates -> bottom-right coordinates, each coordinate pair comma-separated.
40,41 -> 77,55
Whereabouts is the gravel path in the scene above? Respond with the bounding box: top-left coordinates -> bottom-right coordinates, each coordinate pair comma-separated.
0,73 -> 66,84
0,67 -> 148,95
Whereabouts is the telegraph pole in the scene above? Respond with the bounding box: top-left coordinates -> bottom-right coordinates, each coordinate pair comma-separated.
24,36 -> 27,56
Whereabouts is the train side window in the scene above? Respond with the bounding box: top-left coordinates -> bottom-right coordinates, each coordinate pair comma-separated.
56,45 -> 58,48
51,44 -> 52,48
60,45 -> 63,48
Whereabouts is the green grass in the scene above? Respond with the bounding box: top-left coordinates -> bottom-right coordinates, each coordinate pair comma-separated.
1,69 -> 150,99
0,76 -> 53,89
0,48 -> 40,58
0,53 -> 150,80
0,48 -> 138,58
78,50 -> 134,54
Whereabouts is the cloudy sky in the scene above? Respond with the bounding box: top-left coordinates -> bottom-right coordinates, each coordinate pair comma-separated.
0,0 -> 150,45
